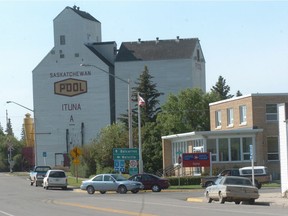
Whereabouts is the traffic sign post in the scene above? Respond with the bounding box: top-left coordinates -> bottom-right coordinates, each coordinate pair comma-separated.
113,148 -> 139,160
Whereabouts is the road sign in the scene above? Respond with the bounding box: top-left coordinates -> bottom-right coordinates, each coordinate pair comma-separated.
113,148 -> 139,160
73,158 -> 80,165
129,160 -> 138,168
129,167 -> 138,176
114,160 -> 125,172
70,147 -> 82,159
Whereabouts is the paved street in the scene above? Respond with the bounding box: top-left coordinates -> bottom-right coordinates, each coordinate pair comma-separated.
0,173 -> 287,216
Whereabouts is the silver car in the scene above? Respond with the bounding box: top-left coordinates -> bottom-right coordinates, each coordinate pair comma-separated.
80,174 -> 144,194
204,176 -> 259,204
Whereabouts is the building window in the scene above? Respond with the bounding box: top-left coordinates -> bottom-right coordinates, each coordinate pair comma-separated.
227,108 -> 234,127
239,105 -> 247,125
218,138 -> 229,161
231,138 -> 241,161
242,137 -> 252,161
215,110 -> 222,128
266,104 -> 278,121
60,35 -> 66,45
207,139 -> 217,161
267,137 -> 279,161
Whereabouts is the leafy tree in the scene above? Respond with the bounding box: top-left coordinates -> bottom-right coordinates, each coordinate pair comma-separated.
157,88 -> 219,135
141,122 -> 163,173
0,123 -> 4,136
5,118 -> 14,136
211,75 -> 233,100
86,123 -> 128,174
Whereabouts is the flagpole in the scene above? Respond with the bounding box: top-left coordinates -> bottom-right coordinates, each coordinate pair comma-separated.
138,92 -> 143,174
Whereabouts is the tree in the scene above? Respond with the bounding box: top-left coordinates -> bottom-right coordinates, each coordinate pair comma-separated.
157,88 -> 219,135
132,66 -> 164,125
5,118 -> 14,136
85,123 -> 129,174
0,123 -> 4,136
141,122 -> 163,173
211,76 -> 233,100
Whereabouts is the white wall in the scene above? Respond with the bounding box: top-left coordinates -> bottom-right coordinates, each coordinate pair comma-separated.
278,103 -> 288,197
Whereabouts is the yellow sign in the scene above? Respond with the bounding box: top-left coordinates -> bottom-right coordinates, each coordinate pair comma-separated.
73,158 -> 80,165
54,78 -> 87,97
70,147 -> 82,159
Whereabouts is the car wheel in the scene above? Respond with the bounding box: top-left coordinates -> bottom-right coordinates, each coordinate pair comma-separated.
152,185 -> 161,192
235,201 -> 241,205
46,186 -> 49,190
118,185 -> 127,194
87,186 -> 95,195
205,192 -> 212,203
248,199 -> 255,205
100,191 -> 106,194
219,192 -> 225,204
131,189 -> 139,194
62,186 -> 67,190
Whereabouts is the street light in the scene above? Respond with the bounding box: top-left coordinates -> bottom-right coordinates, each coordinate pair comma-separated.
6,101 -> 34,112
80,63 -> 133,148
6,101 -> 37,165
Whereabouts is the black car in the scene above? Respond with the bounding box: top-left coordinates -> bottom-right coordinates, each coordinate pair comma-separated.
129,173 -> 170,192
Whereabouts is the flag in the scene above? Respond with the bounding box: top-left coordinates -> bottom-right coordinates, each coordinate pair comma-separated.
138,95 -> 145,107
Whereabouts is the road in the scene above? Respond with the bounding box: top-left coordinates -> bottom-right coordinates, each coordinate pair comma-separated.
0,173 -> 287,216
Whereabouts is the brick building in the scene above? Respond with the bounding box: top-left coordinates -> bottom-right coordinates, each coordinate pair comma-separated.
162,93 -> 288,180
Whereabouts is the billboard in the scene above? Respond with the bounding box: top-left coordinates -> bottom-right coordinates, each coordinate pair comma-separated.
182,152 -> 210,167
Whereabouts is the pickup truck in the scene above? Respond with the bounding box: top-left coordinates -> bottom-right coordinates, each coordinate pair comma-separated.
29,166 -> 51,187
201,166 -> 272,189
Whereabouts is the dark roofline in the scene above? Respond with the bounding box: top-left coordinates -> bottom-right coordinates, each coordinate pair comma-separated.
67,6 -> 100,23
85,44 -> 114,67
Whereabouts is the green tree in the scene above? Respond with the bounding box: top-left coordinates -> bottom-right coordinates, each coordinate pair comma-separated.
141,122 -> 163,173
211,75 -> 233,100
132,66 -> 164,125
5,118 -> 14,136
157,88 -> 219,134
87,123 -> 128,174
0,123 -> 4,136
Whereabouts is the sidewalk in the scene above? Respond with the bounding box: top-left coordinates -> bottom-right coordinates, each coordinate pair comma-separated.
257,192 -> 288,208
187,192 -> 288,207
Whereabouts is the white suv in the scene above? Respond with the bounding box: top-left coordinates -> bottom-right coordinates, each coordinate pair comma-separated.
43,170 -> 68,190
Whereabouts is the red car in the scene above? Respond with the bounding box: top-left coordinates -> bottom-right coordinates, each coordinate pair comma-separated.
129,173 -> 170,192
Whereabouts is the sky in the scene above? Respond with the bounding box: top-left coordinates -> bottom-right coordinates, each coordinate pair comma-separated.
1,0 -> 288,139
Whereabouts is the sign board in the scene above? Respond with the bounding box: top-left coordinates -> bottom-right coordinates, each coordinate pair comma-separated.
182,152 -> 210,167
113,148 -> 139,160
70,147 -> 82,159
114,160 -> 125,172
54,78 -> 87,97
43,152 -> 47,157
129,167 -> 138,176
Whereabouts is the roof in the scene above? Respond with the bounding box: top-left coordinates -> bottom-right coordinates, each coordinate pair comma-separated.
161,128 -> 263,141
67,6 -> 100,23
209,93 -> 288,106
115,38 -> 200,62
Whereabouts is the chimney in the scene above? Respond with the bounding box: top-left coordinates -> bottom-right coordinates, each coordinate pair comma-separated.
176,36 -> 180,42
156,37 -> 159,44
137,38 -> 141,44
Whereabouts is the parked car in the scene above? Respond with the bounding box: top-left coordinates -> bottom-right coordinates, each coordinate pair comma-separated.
43,170 -> 68,190
29,166 -> 51,187
129,173 -> 170,192
80,174 -> 144,194
204,176 -> 259,204
201,166 -> 271,189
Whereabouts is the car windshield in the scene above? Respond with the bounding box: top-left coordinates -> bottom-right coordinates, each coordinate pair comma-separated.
111,174 -> 127,181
